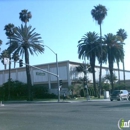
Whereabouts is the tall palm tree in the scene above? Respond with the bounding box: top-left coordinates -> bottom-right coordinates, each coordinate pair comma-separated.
7,9 -> 43,101
4,23 -> 15,100
0,39 -> 2,46
91,4 -> 107,96
103,33 -> 124,90
0,40 -> 2,53
19,9 -> 32,25
4,24 -> 15,69
78,32 -> 100,96
116,29 -> 127,84
7,24 -> 44,101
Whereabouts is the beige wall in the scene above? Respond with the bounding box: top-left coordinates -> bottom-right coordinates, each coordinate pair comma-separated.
0,61 -> 130,88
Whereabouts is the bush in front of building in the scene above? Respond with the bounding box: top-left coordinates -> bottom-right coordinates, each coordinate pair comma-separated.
88,87 -> 95,96
0,80 -> 28,101
32,85 -> 57,99
114,83 -> 130,90
33,85 -> 48,99
68,84 -> 98,98
68,84 -> 83,98
102,83 -> 111,91
0,80 -> 57,101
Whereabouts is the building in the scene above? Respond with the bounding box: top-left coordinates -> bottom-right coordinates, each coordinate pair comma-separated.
0,60 -> 130,94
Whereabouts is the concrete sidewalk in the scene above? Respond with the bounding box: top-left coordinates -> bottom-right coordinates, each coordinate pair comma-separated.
68,98 -> 110,103
0,98 -> 110,105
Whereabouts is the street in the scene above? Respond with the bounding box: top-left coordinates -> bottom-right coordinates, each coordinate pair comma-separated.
0,101 -> 130,130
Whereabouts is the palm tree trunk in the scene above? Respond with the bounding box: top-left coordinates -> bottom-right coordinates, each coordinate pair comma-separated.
117,62 -> 120,84
90,55 -> 97,97
14,61 -> 16,68
8,38 -> 11,100
24,48 -> 33,101
123,59 -> 125,84
8,59 -> 11,100
110,69 -> 114,90
99,24 -> 102,98
109,49 -> 114,90
4,64 -> 6,70
92,66 -> 96,97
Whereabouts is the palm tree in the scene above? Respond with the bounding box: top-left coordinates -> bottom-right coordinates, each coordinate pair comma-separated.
4,24 -> 15,38
91,4 -> 107,37
7,24 -> 44,101
0,39 -> 2,46
4,24 -> 15,69
104,73 -> 118,84
116,57 -> 121,84
76,63 -> 92,84
12,53 -> 19,68
0,40 -> 2,52
7,9 -> 43,101
91,4 -> 107,96
76,63 -> 91,73
78,32 -> 100,96
76,63 -> 92,97
0,49 -> 9,70
19,9 -> 32,25
4,23 -> 15,100
103,33 -> 124,90
116,29 -> 127,84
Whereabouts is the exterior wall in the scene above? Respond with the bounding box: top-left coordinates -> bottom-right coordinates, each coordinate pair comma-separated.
68,63 -> 130,84
69,62 -> 84,81
0,60 -> 130,92
0,61 -> 69,87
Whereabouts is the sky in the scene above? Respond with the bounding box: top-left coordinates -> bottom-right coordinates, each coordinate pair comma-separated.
0,0 -> 130,70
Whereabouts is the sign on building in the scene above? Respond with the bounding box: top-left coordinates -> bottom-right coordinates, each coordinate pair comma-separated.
36,72 -> 45,76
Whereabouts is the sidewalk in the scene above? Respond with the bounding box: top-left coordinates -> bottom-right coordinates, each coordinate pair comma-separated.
1,98 -> 110,105
68,98 -> 110,103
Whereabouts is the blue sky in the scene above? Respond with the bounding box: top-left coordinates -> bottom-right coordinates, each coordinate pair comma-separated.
0,0 -> 130,70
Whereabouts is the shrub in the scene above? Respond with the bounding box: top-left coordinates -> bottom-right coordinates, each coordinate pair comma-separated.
33,85 -> 48,99
102,83 -> 111,91
88,87 -> 95,96
0,80 -> 28,100
114,83 -> 127,90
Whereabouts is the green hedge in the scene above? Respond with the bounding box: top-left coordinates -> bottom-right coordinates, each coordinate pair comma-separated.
0,80 -> 28,100
0,80 -> 57,101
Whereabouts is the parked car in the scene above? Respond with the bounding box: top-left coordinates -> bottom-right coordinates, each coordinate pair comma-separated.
110,90 -> 129,101
128,92 -> 130,101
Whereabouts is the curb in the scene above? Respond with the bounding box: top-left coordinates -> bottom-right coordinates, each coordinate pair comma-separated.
1,99 -> 110,104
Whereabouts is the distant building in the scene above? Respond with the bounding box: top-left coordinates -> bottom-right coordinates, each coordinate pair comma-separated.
0,60 -> 130,94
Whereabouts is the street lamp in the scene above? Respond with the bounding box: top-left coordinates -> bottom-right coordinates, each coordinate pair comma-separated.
44,45 -> 60,102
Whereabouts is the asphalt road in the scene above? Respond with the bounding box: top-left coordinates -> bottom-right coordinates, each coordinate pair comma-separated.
0,101 -> 130,130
